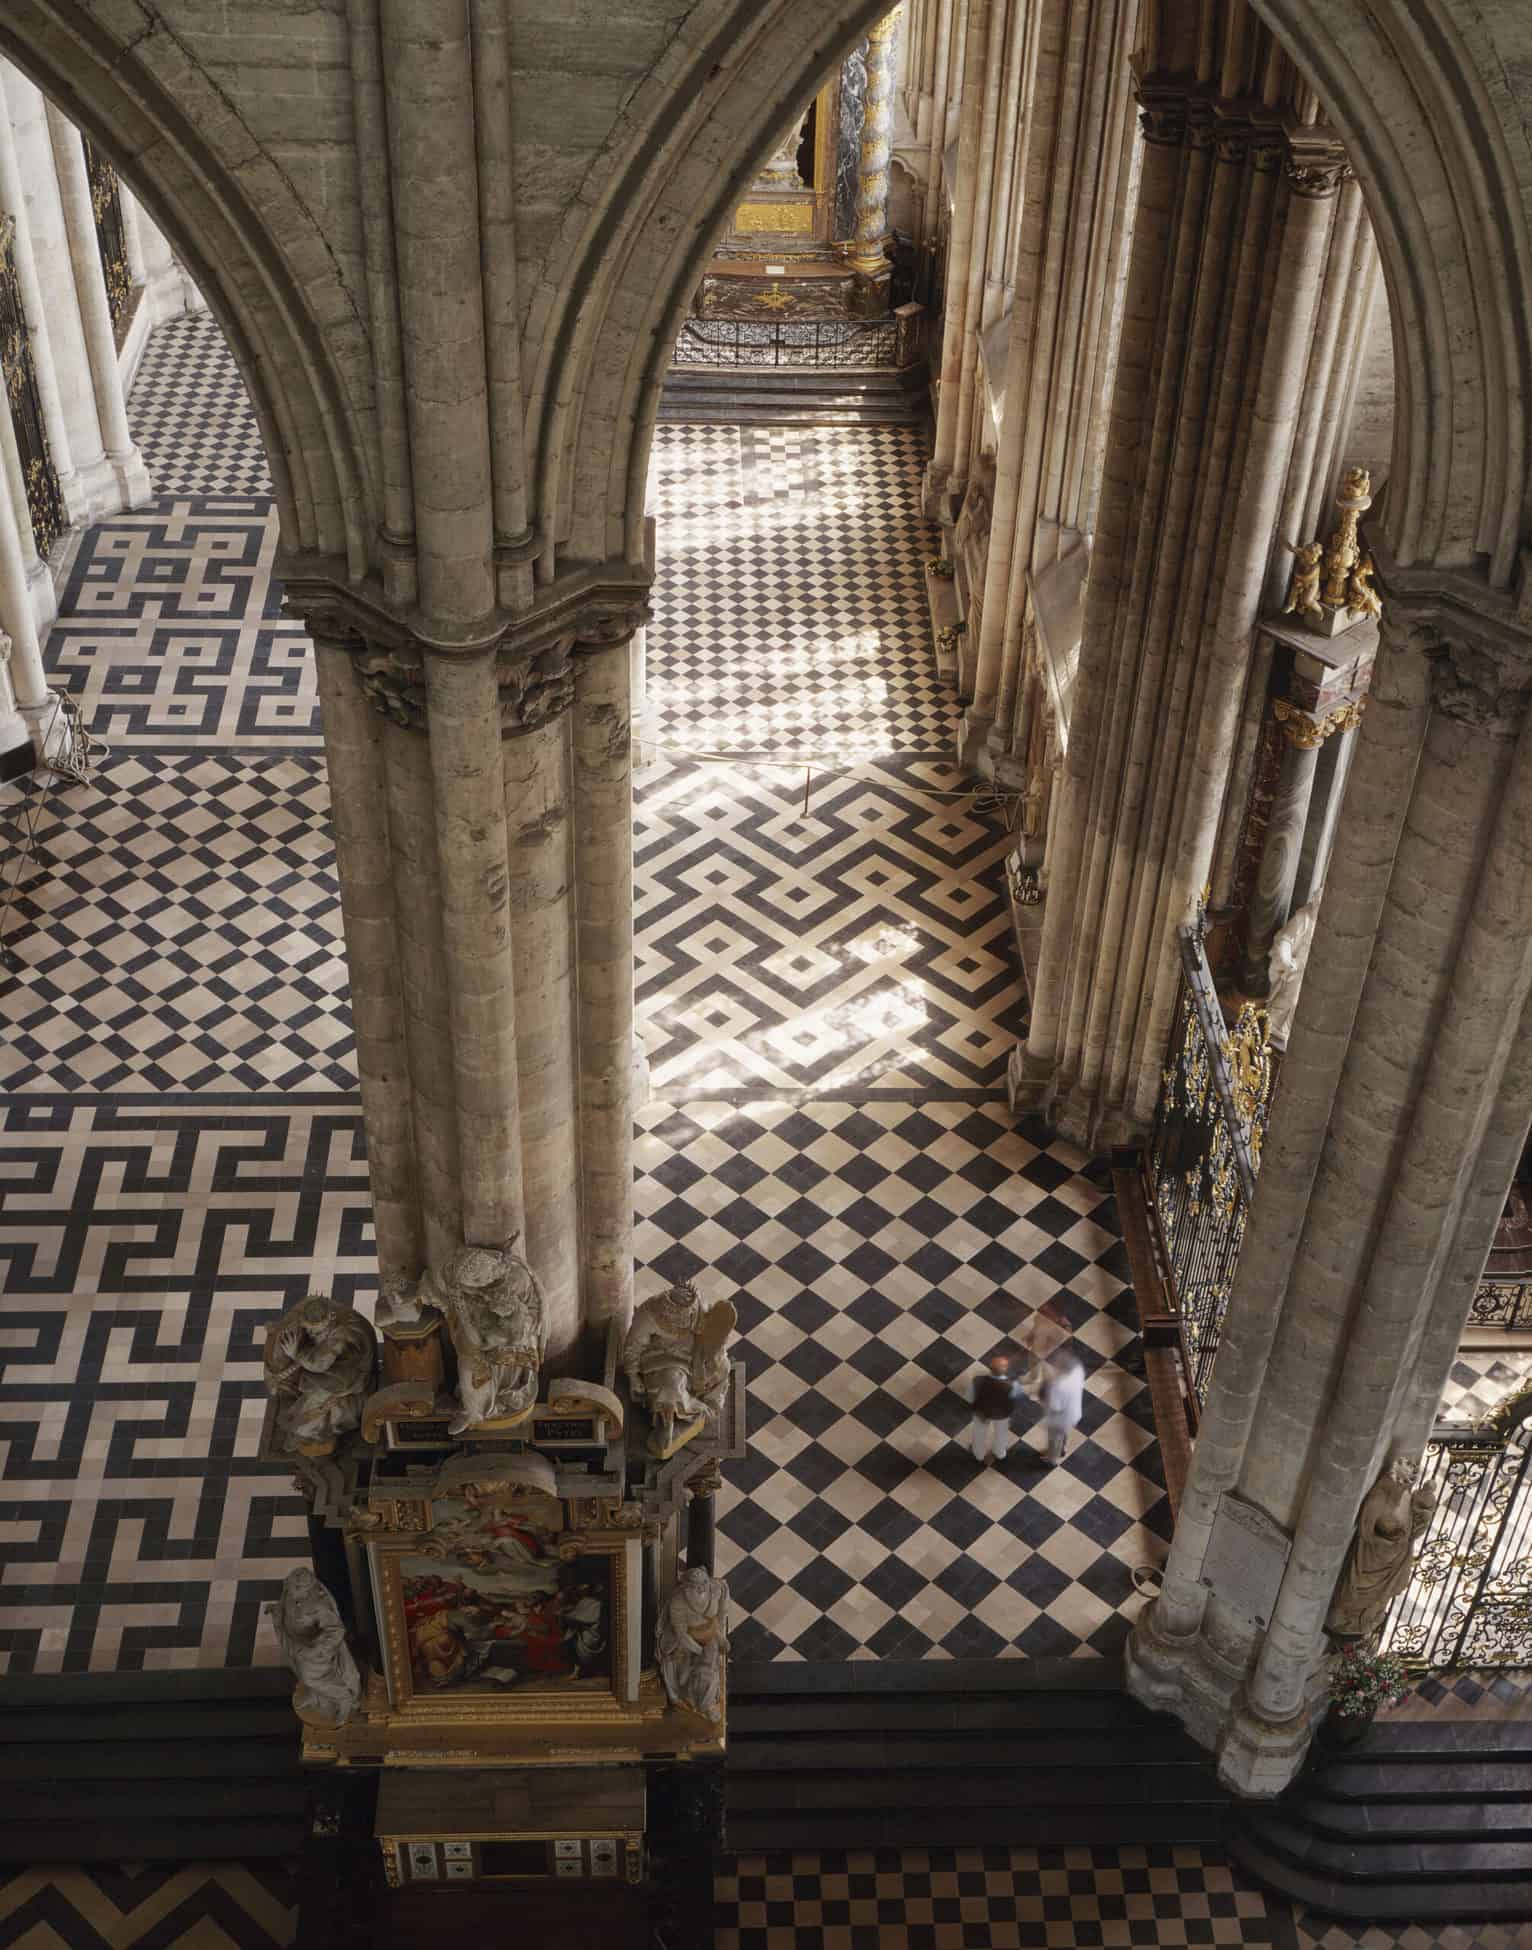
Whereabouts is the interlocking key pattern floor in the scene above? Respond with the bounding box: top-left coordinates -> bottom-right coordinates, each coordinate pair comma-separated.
0,1862 -> 297,1949
635,758 -> 1026,1097
646,423 -> 957,762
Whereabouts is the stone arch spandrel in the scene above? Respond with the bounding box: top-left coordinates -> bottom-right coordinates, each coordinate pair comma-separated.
1252,0 -> 1532,586
1,0 -> 375,577
543,0 -> 1532,589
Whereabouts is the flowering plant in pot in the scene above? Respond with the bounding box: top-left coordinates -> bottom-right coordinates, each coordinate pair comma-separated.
1320,1645 -> 1410,1747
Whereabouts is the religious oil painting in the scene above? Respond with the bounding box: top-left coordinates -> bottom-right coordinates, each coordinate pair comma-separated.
371,1485 -> 619,1710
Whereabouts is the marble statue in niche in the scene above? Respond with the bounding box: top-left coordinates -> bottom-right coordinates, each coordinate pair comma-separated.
264,1295 -> 376,1457
267,1566 -> 361,1726
1325,1450 -> 1437,1642
434,1241 -> 548,1435
657,1565 -> 730,1721
622,1279 -> 736,1457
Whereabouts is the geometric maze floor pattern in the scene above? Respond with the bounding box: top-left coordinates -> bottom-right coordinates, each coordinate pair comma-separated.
635,758 -> 1027,1096
0,1098 -> 369,1673
636,1101 -> 1170,1661
0,752 -> 351,1092
646,422 -> 958,763
0,1862 -> 297,1950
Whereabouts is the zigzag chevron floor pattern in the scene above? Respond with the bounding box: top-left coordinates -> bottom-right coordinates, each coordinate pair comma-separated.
0,1862 -> 297,1949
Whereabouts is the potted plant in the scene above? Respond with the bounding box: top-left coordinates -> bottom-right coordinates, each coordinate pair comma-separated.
1319,1644 -> 1410,1749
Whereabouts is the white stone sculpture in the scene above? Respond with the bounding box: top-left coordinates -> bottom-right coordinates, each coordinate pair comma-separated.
1266,897 -> 1320,1044
264,1295 -> 376,1457
434,1242 -> 547,1435
267,1567 -> 361,1726
1326,1451 -> 1437,1642
656,1565 -> 730,1721
622,1279 -> 736,1456
375,1272 -> 427,1331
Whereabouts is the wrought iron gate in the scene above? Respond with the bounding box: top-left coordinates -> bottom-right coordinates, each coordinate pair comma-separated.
1143,924 -> 1275,1408
1380,1411 -> 1532,1670
83,138 -> 133,338
0,215 -> 66,557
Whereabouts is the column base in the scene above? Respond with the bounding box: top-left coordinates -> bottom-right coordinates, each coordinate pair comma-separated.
106,444 -> 153,511
71,450 -> 149,523
1124,1601 -> 1249,1759
1216,1692 -> 1317,1799
19,691 -> 78,771
1006,1043 -> 1148,1152
632,1040 -> 653,1112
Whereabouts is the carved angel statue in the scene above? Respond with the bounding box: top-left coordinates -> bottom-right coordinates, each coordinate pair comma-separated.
266,1566 -> 361,1726
1346,552 -> 1383,622
264,1295 -> 376,1457
433,1241 -> 548,1435
1265,896 -> 1321,1044
656,1565 -> 730,1721
622,1279 -> 736,1456
1282,540 -> 1325,626
1325,1450 -> 1437,1642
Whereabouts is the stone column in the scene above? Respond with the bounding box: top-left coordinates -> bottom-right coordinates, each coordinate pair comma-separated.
573,628 -> 637,1367
1008,76 -> 1352,1149
846,7 -> 901,303
1129,589 -> 1532,1796
921,0 -> 960,237
0,360 -> 58,662
44,105 -> 150,510
0,391 -> 66,763
0,68 -> 82,525
1239,718 -> 1322,992
962,0 -> 1139,771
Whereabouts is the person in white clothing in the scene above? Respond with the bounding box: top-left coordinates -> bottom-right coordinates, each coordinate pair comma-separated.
1039,1347 -> 1085,1463
959,1351 -> 1026,1462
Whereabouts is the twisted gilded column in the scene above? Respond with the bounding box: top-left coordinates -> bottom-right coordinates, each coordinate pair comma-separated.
847,8 -> 901,295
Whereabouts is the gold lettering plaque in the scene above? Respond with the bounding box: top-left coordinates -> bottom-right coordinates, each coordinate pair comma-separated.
734,199 -> 815,234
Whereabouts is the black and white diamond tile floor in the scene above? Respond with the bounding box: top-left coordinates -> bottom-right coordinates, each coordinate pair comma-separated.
0,752 -> 352,1092
636,1101 -> 1169,1662
1435,1348 -> 1532,1426
129,312 -> 274,499
635,758 -> 1026,1095
646,423 -> 957,761
714,1847 -> 1295,1950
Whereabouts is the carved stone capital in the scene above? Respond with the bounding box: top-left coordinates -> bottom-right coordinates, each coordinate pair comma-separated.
1371,555 -> 1532,739
1423,633 -> 1532,735
1284,157 -> 1350,198
354,645 -> 427,729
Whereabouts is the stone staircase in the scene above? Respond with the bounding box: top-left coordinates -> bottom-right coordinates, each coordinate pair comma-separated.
725,1658 -> 1233,1852
0,1667 -> 307,1864
1234,1718 -> 1532,1923
659,366 -> 928,428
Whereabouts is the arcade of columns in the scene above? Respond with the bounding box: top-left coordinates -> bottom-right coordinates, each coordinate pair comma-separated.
0,61 -> 194,763
1,0 -> 1529,1798
904,0 -> 1532,1789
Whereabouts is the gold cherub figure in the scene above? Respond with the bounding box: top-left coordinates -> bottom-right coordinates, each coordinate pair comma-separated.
1345,552 -> 1382,621
1282,540 -> 1324,626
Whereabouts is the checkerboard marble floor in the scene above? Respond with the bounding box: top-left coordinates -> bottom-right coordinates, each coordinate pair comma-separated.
1435,1348 -> 1532,1426
713,1850 -> 1528,1950
1,311 -> 1168,1674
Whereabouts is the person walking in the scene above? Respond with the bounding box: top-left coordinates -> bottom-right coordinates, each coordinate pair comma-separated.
1038,1344 -> 1085,1463
959,1350 -> 1025,1462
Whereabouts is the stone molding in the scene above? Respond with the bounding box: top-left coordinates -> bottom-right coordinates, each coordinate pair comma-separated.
1131,77 -> 1346,193
284,563 -> 651,736
1372,555 -> 1532,738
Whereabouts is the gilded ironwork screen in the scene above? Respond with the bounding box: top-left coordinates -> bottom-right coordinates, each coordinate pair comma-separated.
1144,925 -> 1274,1408
0,216 -> 66,558
1468,1279 -> 1532,1334
1380,1420 -> 1532,1670
671,316 -> 913,370
83,138 -> 133,338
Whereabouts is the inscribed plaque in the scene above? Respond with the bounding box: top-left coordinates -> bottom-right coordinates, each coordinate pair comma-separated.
1200,1492 -> 1291,1629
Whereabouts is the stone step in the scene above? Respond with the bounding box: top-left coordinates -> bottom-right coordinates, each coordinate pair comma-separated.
0,1735 -> 300,1781
727,1765 -> 1224,1813
731,1657 -> 1121,1695
727,1801 -> 1232,1853
1233,1828 -> 1532,1923
1315,1755 -> 1532,1802
0,1817 -> 306,1866
1294,1791 -> 1532,1843
729,1726 -> 1213,1772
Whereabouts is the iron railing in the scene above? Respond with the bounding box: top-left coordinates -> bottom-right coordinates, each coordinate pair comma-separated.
671,308 -> 924,371
1380,1405 -> 1532,1670
1467,1278 -> 1532,1334
83,138 -> 133,338
0,216 -> 66,557
1144,925 -> 1274,1409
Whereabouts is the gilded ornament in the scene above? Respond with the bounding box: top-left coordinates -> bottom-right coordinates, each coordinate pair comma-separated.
1222,1001 -> 1272,1132
1321,467 -> 1373,608
1346,552 -> 1383,622
1281,540 -> 1325,626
